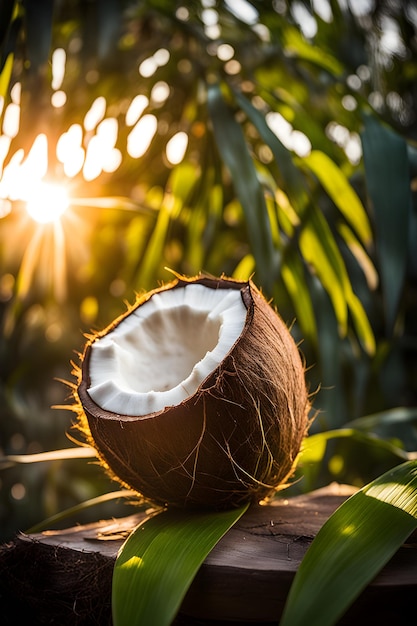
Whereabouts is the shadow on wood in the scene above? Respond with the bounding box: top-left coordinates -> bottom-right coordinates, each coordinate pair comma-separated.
0,484 -> 416,625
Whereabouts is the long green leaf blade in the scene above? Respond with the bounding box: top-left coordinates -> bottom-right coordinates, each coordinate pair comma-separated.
112,504 -> 248,626
283,24 -> 344,76
207,83 -> 276,292
303,150 -> 372,246
233,89 -> 307,211
299,204 -> 375,352
344,288 -> 375,355
301,428 -> 412,467
299,206 -> 348,335
0,53 -> 13,98
280,461 -> 417,626
361,115 -> 411,335
0,0 -> 16,53
0,446 -> 96,469
27,490 -> 137,533
281,249 -> 317,341
347,407 -> 417,432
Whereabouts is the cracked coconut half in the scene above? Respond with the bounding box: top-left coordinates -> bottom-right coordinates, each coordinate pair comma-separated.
76,275 -> 310,510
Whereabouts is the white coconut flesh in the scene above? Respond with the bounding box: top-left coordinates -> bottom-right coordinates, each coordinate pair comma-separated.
87,284 -> 248,416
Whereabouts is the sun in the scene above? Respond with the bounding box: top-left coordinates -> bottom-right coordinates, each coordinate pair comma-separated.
25,181 -> 70,224
11,180 -> 74,303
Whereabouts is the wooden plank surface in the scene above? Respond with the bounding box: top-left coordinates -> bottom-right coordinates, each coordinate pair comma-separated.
0,483 -> 416,625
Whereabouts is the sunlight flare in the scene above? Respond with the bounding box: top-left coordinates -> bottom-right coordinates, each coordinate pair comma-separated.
26,182 -> 70,224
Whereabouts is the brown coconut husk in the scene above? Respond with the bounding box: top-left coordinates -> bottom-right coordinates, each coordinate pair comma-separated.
75,276 -> 311,510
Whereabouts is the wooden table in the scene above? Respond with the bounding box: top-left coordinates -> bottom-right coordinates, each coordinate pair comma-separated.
1,483 -> 416,625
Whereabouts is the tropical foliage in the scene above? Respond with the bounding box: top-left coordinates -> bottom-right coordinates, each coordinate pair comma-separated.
0,0 -> 416,623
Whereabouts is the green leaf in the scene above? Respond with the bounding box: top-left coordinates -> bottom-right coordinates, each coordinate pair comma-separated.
112,504 -> 248,626
297,428 -> 412,494
27,489 -> 137,533
96,0 -> 122,62
71,196 -> 153,214
24,0 -> 54,72
233,89 -> 307,211
281,249 -> 317,341
303,150 -> 372,246
361,115 -> 411,335
345,287 -> 375,355
0,52 -> 13,98
137,204 -> 170,290
337,222 -> 378,289
300,428 -> 412,467
347,407 -> 417,432
283,24 -> 344,76
0,446 -> 96,469
347,407 -> 417,452
280,461 -> 417,626
207,82 -> 276,293
166,162 -> 199,219
137,162 -> 198,288
300,205 -> 375,353
299,206 -> 348,335
233,252 -> 255,280
0,0 -> 16,53
186,176 -> 223,274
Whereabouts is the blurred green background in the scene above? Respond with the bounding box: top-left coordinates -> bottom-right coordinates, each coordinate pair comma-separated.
0,0 -> 416,541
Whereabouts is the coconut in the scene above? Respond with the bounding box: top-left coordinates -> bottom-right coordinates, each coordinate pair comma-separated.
76,275 -> 310,510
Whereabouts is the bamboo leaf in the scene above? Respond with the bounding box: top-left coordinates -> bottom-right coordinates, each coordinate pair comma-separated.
280,461 -> 417,626
207,82 -> 276,292
112,504 -> 248,626
361,115 -> 411,335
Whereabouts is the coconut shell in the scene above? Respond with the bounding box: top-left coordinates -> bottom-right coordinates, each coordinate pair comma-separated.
76,276 -> 310,510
